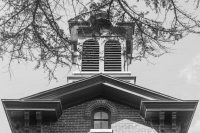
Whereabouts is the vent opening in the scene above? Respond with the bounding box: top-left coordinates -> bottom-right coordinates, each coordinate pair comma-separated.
82,40 -> 99,71
104,40 -> 121,71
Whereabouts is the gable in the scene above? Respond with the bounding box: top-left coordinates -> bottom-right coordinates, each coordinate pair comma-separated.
41,98 -> 158,133
20,74 -> 180,109
2,74 -> 198,133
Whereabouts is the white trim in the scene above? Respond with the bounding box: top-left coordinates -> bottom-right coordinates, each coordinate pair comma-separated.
103,82 -> 155,100
141,100 -> 198,103
6,108 -> 56,111
73,71 -> 132,75
146,109 -> 195,111
2,99 -> 61,103
99,38 -> 105,72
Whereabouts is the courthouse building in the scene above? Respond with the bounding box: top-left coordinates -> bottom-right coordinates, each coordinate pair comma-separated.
2,13 -> 198,133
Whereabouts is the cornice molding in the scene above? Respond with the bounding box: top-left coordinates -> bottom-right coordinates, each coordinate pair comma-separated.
139,100 -> 198,133
2,100 -> 62,121
20,74 -> 181,101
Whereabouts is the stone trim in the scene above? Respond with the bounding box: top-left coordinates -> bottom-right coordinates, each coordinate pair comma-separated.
85,99 -> 118,120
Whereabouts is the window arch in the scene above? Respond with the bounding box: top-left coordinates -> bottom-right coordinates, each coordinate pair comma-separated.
92,108 -> 110,129
82,39 -> 99,71
104,40 -> 121,71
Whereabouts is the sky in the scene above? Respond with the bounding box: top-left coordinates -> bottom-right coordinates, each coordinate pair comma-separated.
1,0 -> 200,132
1,34 -> 200,133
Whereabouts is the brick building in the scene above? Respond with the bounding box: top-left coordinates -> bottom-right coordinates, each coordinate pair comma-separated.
2,13 -> 198,133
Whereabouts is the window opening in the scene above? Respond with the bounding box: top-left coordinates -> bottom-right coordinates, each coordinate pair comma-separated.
82,40 -> 99,71
104,40 -> 121,71
92,108 -> 110,129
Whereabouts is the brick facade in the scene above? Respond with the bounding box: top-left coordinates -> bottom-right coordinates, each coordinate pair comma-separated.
84,99 -> 118,122
39,98 -> 158,133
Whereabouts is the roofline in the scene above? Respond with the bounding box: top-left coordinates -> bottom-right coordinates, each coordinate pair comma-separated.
139,100 -> 198,133
1,100 -> 14,133
2,99 -> 63,111
20,73 -> 182,101
5,108 -> 56,111
141,100 -> 199,103
107,75 -> 182,101
185,100 -> 198,133
20,74 -> 103,100
103,83 -> 156,100
140,100 -> 199,111
2,99 -> 63,124
2,99 -> 61,102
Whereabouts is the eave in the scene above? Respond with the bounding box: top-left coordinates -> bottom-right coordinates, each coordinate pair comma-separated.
2,99 -> 62,122
140,100 -> 199,133
21,74 -> 181,102
2,74 -> 197,133
16,74 -> 182,111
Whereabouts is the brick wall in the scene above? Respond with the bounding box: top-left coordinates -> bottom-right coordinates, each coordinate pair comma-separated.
40,98 -> 158,133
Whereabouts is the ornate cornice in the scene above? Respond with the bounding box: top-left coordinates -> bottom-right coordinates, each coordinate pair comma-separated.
139,100 -> 198,133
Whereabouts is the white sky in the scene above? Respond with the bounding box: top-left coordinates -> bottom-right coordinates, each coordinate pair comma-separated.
1,0 -> 200,132
1,34 -> 200,133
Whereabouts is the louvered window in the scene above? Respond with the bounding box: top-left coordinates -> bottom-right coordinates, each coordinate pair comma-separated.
82,40 -> 99,71
104,40 -> 121,71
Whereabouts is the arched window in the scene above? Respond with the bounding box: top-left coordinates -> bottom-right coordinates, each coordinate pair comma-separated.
82,39 -> 99,71
92,108 -> 110,129
104,40 -> 121,71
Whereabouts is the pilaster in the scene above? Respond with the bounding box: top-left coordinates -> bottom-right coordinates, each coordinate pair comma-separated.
24,111 -> 29,133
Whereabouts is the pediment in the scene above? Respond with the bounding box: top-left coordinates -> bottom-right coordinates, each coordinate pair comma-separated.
20,73 -> 180,109
2,74 -> 198,133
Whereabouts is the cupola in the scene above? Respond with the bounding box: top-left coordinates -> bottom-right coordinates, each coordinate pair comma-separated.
67,12 -> 136,83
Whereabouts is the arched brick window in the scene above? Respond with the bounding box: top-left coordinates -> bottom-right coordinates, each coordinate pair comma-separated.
85,100 -> 118,122
92,108 -> 110,129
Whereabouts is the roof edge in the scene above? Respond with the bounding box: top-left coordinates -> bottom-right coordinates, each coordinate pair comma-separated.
1,101 -> 14,133
20,74 -> 182,101
185,100 -> 199,133
139,100 -> 199,133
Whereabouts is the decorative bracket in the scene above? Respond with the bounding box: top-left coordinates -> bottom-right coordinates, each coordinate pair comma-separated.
24,111 -> 29,133
159,111 -> 165,132
36,111 -> 42,133
172,112 -> 177,132
159,111 -> 165,126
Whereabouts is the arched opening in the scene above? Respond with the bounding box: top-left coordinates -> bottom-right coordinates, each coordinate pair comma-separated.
82,39 -> 99,71
92,108 -> 110,129
104,40 -> 121,71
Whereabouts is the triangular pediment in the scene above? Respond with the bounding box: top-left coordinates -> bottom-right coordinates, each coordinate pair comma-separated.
20,73 -> 180,109
2,74 -> 198,133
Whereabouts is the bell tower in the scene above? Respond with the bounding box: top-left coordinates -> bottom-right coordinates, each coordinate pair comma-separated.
67,12 -> 136,83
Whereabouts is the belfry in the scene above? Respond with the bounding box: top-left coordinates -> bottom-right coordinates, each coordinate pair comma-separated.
2,12 -> 198,133
67,12 -> 136,83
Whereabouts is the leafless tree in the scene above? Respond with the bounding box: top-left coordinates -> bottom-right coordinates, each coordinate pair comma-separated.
0,0 -> 200,80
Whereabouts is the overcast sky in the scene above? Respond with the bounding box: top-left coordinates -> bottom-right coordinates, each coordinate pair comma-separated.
1,33 -> 200,133
1,0 -> 200,132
